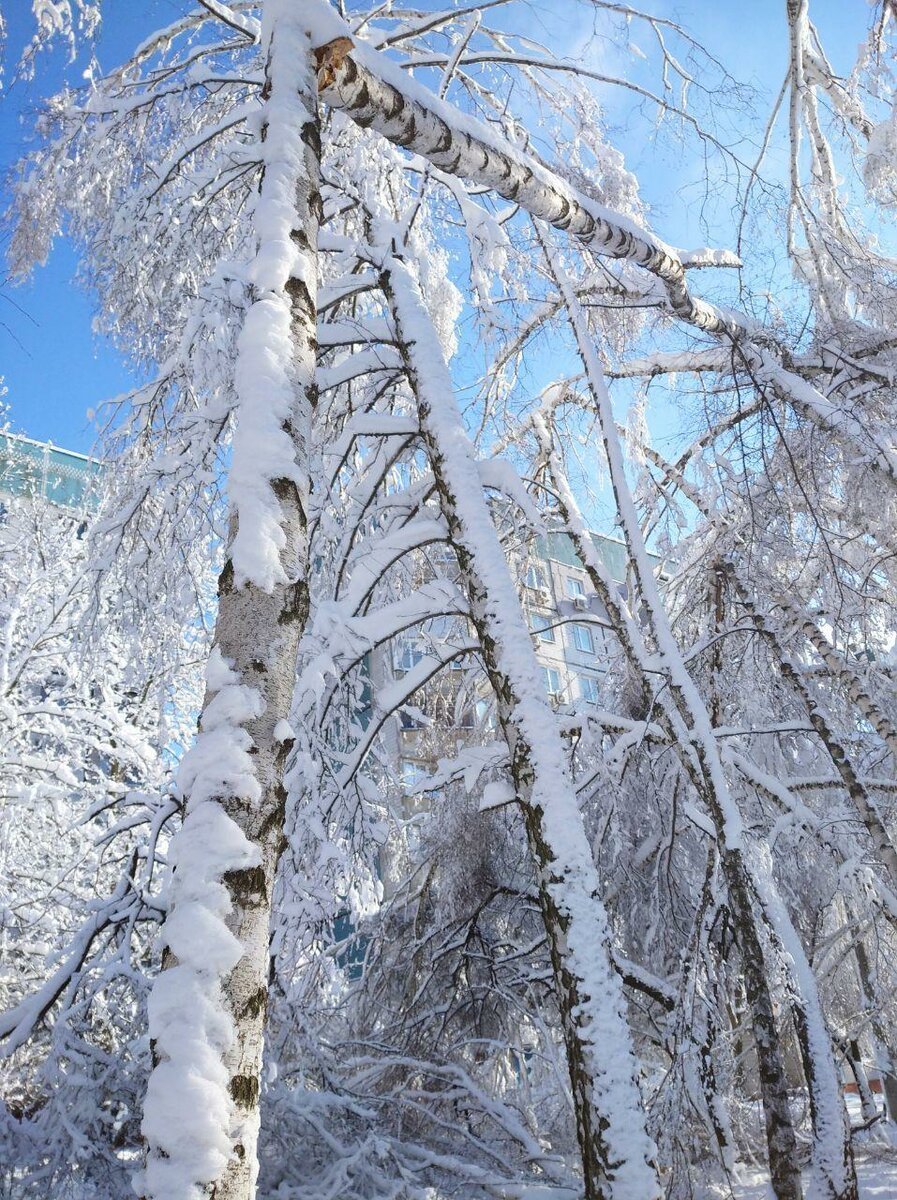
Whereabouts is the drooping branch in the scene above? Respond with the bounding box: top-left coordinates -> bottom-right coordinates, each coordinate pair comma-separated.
315,36 -> 740,335
315,35 -> 897,486
534,227 -> 858,1200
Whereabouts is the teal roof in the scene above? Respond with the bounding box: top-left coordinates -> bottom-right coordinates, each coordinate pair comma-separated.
537,530 -> 658,582
0,432 -> 104,510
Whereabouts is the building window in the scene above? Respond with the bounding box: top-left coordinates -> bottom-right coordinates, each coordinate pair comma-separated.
458,706 -> 476,729
525,564 -> 546,590
570,623 -> 593,653
530,613 -> 555,643
541,666 -> 562,697
401,759 -> 428,787
566,575 -> 585,597
579,674 -> 600,703
395,640 -> 423,673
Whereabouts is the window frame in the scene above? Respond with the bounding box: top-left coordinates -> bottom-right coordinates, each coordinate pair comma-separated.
541,665 -> 562,696
570,622 -> 594,654
530,612 -> 556,643
525,564 -> 547,591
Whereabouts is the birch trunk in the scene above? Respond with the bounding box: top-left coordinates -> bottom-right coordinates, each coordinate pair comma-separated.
730,579 -> 897,892
845,1039 -> 879,1123
546,443 -> 844,1200
533,236 -> 858,1200
851,929 -> 897,1124
382,256 -> 661,1200
314,36 -> 897,488
138,10 -> 320,1200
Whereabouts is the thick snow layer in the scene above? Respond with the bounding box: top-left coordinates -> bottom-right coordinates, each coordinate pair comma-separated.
731,1097 -> 897,1198
491,1166 -> 897,1200
177,651 -> 263,810
229,8 -> 316,590
138,809 -> 260,1199
136,649 -> 262,1200
734,1151 -> 897,1199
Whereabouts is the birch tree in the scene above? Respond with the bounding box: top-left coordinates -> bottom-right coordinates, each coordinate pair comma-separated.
3,2 -> 897,1199
0,479 -> 201,1196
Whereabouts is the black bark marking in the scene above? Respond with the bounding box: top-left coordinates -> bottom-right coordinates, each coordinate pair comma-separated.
230,1074 -> 260,1109
241,986 -> 268,1021
217,559 -> 235,597
224,865 -> 267,906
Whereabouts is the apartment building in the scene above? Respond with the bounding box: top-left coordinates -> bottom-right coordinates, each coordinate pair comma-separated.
375,528 -> 659,793
523,530 -> 633,709
0,431 -> 103,512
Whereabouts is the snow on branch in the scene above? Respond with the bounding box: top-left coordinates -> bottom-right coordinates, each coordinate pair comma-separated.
315,36 -> 740,336
316,33 -> 897,489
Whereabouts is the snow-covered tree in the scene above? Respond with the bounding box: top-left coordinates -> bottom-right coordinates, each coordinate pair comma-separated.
0,479 -> 203,1196
3,2 -> 897,1199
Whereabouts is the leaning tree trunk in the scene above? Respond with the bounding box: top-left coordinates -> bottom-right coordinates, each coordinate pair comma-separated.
543,433 -> 806,1200
382,255 -> 661,1200
314,35 -> 897,490
850,920 -> 897,1124
533,235 -> 857,1200
844,1039 -> 879,1124
730,580 -> 897,892
138,10 -> 320,1200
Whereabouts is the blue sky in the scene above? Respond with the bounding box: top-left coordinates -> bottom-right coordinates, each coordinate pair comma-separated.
0,0 -> 870,455
0,2 -> 166,451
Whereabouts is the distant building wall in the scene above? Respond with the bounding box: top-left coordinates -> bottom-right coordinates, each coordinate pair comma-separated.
376,528 -> 664,789
0,432 -> 104,510
525,531 -> 660,705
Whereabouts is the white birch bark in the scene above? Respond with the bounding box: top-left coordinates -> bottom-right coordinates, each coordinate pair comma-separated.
314,36 -> 897,488
137,7 -> 320,1199
533,232 -> 858,1200
315,37 -> 731,333
382,254 -> 661,1200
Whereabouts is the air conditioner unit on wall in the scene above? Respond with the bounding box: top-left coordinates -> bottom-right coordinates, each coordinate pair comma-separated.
572,594 -> 588,611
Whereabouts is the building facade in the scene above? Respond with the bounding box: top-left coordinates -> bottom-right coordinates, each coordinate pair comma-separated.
0,431 -> 104,512
523,531 -> 631,708
373,529 -> 659,793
